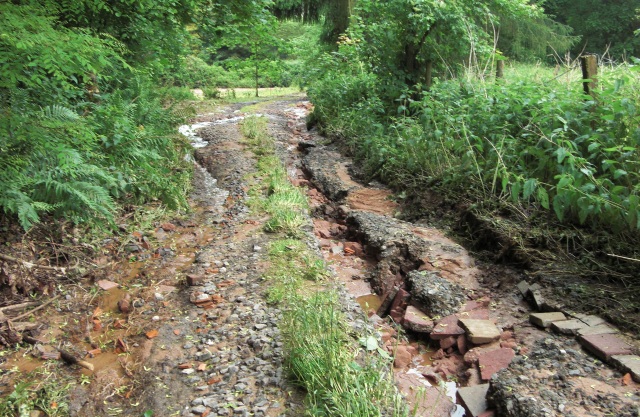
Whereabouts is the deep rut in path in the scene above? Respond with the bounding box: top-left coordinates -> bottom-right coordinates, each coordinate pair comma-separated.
267,97 -> 639,417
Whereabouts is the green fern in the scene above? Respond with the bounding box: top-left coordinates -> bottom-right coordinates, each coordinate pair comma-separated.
41,105 -> 79,121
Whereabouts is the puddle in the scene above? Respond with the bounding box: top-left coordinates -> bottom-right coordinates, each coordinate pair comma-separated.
99,287 -> 128,313
5,355 -> 42,373
356,294 -> 382,313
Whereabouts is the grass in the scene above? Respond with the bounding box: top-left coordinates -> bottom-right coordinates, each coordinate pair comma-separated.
0,366 -> 74,417
240,114 -> 407,417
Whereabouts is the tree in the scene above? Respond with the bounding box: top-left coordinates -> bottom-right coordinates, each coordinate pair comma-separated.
543,0 -> 640,59
345,0 -> 542,98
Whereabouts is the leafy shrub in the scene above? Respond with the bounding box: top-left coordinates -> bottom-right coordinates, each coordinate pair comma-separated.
310,48 -> 640,232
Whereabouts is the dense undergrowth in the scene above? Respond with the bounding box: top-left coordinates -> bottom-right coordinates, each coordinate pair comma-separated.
242,115 -> 406,417
310,59 -> 640,235
0,3 -> 195,231
303,0 -> 640,334
307,17 -> 640,285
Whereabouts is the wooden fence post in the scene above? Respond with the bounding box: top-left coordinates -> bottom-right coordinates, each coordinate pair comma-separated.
496,60 -> 504,80
581,55 -> 598,96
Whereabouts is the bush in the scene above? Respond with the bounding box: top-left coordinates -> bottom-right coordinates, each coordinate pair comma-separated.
309,48 -> 640,232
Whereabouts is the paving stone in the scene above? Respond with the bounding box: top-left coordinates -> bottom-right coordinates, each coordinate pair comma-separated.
578,333 -> 633,361
459,319 -> 501,344
395,372 -> 456,416
457,384 -> 490,417
529,290 -> 544,310
516,280 -> 530,297
577,323 -> 618,336
430,314 -> 465,340
611,355 -> 640,382
550,319 -> 588,335
477,348 -> 515,380
577,315 -> 606,327
529,312 -> 566,328
403,306 -> 434,333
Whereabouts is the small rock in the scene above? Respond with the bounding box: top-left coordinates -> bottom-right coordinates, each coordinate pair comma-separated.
394,346 -> 412,369
187,274 -> 205,286
191,405 -> 207,415
457,384 -> 490,417
97,280 -> 119,291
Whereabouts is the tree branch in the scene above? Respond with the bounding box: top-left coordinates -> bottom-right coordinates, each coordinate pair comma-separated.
0,253 -> 69,274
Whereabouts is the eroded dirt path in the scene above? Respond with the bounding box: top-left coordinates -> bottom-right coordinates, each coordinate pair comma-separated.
263,98 -> 640,417
1,95 -> 639,417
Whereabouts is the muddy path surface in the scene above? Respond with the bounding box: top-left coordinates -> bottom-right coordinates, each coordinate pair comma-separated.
1,94 -> 639,417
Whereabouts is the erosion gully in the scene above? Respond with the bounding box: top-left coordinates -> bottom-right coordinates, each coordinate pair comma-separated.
1,95 -> 638,417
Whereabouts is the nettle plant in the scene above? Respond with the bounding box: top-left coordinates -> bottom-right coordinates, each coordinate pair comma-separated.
408,66 -> 640,232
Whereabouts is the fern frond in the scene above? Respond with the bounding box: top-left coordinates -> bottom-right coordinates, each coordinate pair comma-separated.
41,104 -> 80,121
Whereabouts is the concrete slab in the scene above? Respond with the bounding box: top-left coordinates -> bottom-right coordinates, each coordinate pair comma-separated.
457,384 -> 490,417
578,315 -> 606,327
579,333 -> 633,361
611,355 -> 640,383
529,290 -> 544,310
516,280 -> 530,297
577,324 -> 618,336
395,372 -> 456,416
459,319 -> 501,344
529,312 -> 566,328
551,319 -> 587,335
477,348 -> 515,380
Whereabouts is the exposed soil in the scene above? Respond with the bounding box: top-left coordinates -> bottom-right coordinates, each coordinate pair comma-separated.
1,94 -> 639,417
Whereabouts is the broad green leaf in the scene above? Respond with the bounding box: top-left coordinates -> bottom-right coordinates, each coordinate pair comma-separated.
613,169 -> 627,179
511,182 -> 522,202
553,195 -> 565,221
360,336 -> 378,351
557,175 -> 572,188
523,178 -> 537,200
556,147 -> 568,164
537,187 -> 549,209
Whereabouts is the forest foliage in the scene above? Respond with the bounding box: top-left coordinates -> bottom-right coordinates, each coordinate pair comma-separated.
2,0 -> 639,238
307,0 -> 640,236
